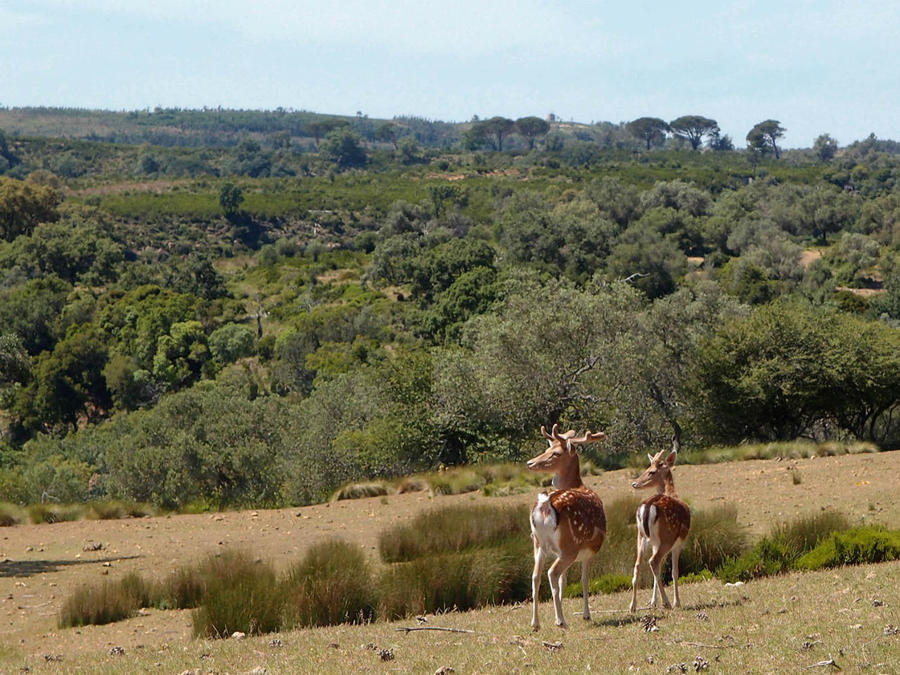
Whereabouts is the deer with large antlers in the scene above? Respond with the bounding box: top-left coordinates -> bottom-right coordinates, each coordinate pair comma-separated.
628,427 -> 691,612
526,424 -> 607,630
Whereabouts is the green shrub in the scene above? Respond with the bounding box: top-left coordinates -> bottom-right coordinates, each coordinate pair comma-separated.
283,540 -> 376,627
158,565 -> 206,610
773,510 -> 850,555
795,527 -> 900,571
715,510 -> 853,582
679,503 -> 747,576
27,503 -> 82,524
587,496 -> 642,579
378,503 -> 529,562
378,539 -> 533,620
330,481 -> 390,502
566,573 -> 632,598
678,569 -> 715,584
0,503 -> 23,527
192,550 -> 282,638
717,536 -> 792,583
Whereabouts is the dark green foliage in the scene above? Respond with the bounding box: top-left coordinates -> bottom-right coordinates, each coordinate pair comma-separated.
283,540 -> 377,627
378,503 -> 529,562
717,510 -> 854,582
567,573 -> 632,598
795,527 -> 900,570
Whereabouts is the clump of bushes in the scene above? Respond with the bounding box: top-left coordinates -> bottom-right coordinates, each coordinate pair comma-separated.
26,503 -> 82,524
796,527 -> 900,570
378,541 -> 533,620
192,551 -> 282,638
283,540 -> 376,627
59,573 -> 151,628
0,503 -> 24,527
378,503 -> 529,562
716,510 -> 853,582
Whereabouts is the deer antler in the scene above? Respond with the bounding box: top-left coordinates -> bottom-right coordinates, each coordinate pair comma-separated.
540,425 -> 554,440
570,430 -> 607,445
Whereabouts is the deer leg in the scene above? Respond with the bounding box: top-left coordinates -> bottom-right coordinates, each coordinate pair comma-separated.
580,559 -> 592,621
648,547 -> 672,610
629,533 -> 645,612
531,537 -> 545,631
671,539 -> 684,608
547,553 -> 575,628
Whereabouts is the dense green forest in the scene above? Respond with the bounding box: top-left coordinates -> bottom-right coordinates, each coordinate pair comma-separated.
1,108 -> 898,510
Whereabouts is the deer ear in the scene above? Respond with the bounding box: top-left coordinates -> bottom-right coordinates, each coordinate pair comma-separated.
648,453 -> 654,463
666,451 -> 677,467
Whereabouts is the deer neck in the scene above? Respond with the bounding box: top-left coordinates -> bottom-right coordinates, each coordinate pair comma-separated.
553,459 -> 584,491
659,473 -> 677,497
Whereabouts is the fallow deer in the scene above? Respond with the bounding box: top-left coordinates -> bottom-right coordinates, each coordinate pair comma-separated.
628,428 -> 691,612
527,424 -> 607,630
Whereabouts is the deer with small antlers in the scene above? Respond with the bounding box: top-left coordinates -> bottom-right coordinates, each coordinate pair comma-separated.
526,424 -> 607,630
629,425 -> 691,612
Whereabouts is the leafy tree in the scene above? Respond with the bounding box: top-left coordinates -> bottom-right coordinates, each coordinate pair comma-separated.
626,117 -> 670,150
14,326 -> 110,433
669,115 -> 719,150
481,117 -> 516,151
813,133 -> 838,161
0,176 -> 62,241
152,320 -> 211,388
746,120 -> 786,159
605,222 -> 687,298
209,323 -> 257,365
0,275 -> 71,355
706,128 -> 734,151
396,136 -> 424,165
320,127 -> 367,169
694,301 -> 900,443
306,118 -> 350,148
409,238 -> 496,302
375,122 -> 399,149
460,123 -> 490,151
515,116 -> 550,150
218,182 -> 244,217
0,333 -> 30,408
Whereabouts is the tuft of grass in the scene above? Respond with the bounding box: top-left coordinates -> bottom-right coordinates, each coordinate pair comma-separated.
283,539 -> 376,627
378,540 -> 533,620
26,503 -> 82,524
192,550 -> 282,638
679,440 -> 879,465
378,503 -> 529,563
0,503 -> 23,527
773,510 -> 850,554
330,481 -> 390,502
59,578 -> 142,628
679,503 -> 747,576
85,500 -> 156,520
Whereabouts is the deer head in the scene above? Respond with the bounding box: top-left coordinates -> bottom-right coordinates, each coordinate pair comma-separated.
526,424 -> 606,488
631,449 -> 677,491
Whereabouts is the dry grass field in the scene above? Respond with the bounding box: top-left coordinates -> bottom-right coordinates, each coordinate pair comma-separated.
1,452 -> 898,673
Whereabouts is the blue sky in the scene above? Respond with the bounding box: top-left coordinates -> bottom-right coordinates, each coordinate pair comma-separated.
2,0 -> 897,148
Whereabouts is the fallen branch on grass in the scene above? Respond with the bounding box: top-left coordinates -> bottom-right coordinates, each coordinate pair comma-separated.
395,626 -> 476,634
803,656 -> 840,670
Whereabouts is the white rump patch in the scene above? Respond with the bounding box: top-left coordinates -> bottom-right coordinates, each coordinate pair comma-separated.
531,493 -> 561,555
